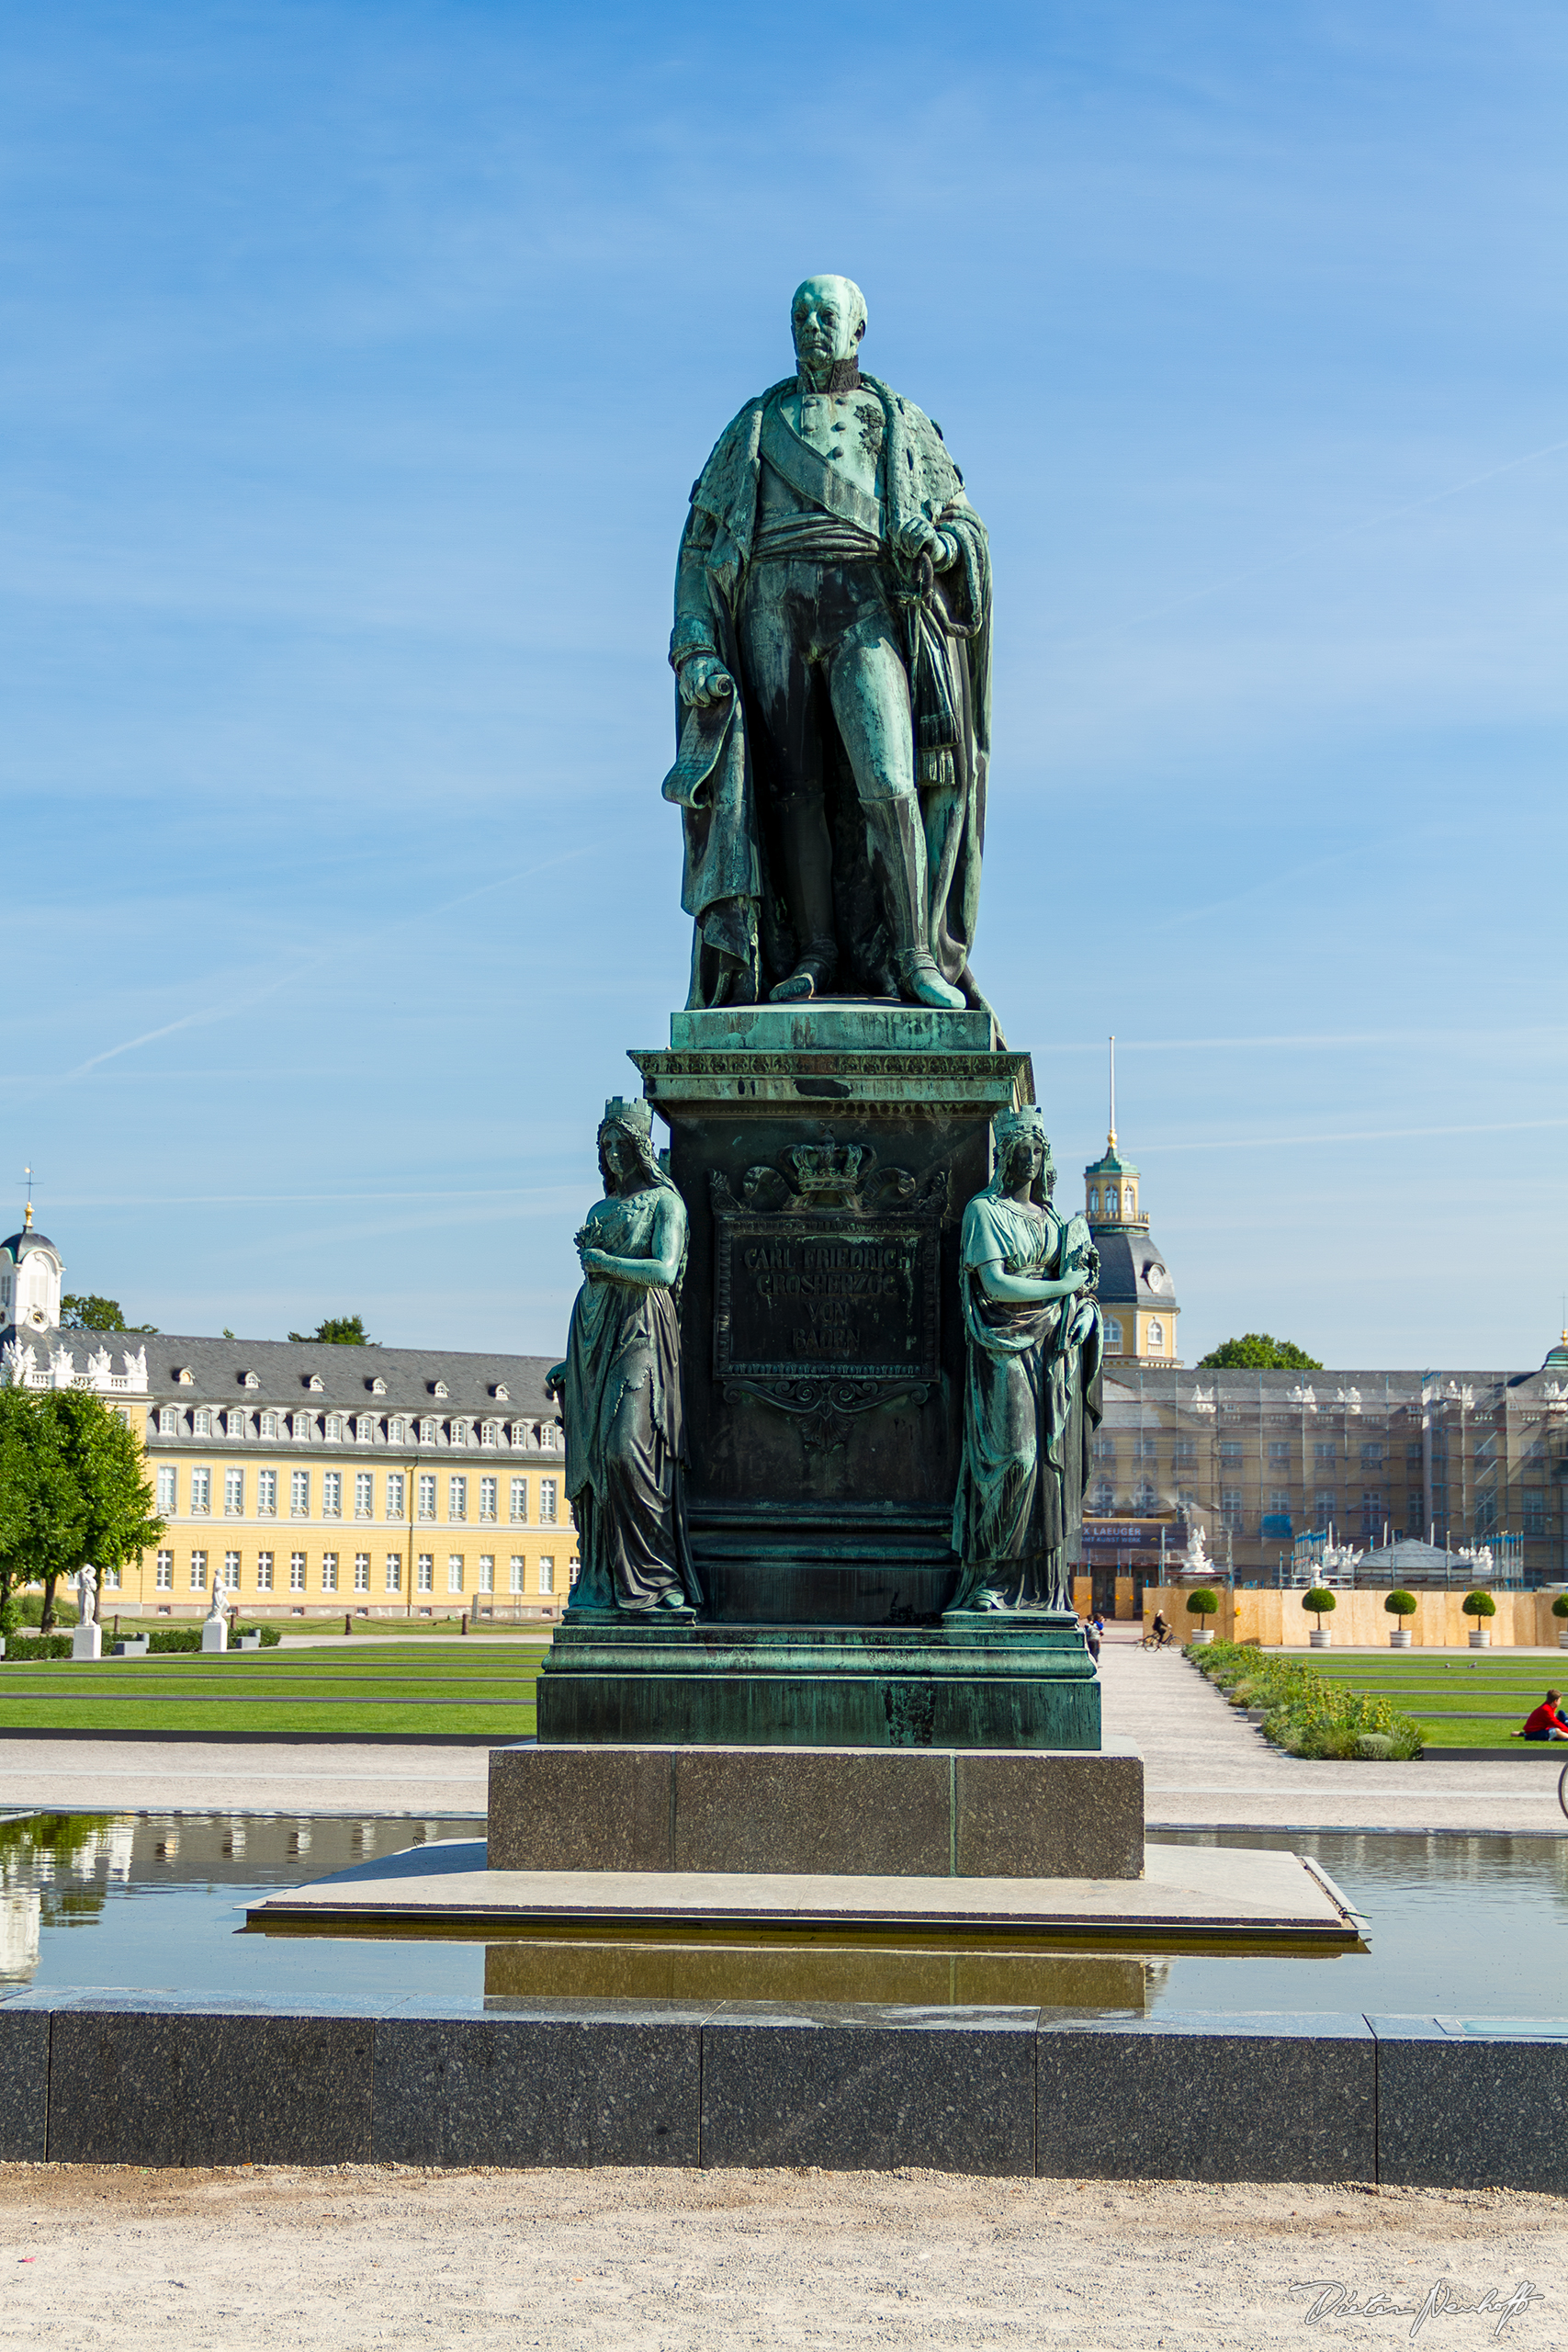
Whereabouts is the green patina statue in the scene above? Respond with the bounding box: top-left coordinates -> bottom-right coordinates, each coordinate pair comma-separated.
547,1099 -> 703,1616
949,1108 -> 1104,1616
663,275 -> 992,1014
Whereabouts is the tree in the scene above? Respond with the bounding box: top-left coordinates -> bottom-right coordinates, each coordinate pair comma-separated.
61,1295 -> 158,1334
0,1389 -> 85,1638
1198,1333 -> 1323,1371
287,1315 -> 375,1346
36,1390 -> 164,1632
1302,1585 -> 1337,1633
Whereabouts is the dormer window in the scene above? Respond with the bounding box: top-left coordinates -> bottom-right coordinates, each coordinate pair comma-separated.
356,1414 -> 376,1442
193,1408 -> 211,1437
295,1412 -> 313,1441
491,1383 -> 509,1402
228,1409 -> 248,1438
306,1374 -> 324,1392
325,1415 -> 344,1442
481,1420 -> 499,1447
430,1380 -> 448,1399
420,1417 -> 437,1444
175,1367 -> 194,1385
241,1370 -> 260,1389
449,1419 -> 467,1448
367,1375 -> 387,1396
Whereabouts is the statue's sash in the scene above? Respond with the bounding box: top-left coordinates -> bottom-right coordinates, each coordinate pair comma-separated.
758,401 -> 884,541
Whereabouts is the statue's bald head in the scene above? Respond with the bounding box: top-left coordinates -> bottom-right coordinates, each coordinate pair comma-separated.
790,276 -> 867,384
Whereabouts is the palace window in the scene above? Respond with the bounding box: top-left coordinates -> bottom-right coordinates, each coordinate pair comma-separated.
539,1478 -> 558,1524
321,1553 -> 339,1592
357,1415 -> 376,1444
417,1475 -> 436,1521
1313,1488 -> 1336,1521
1102,1317 -> 1124,1350
449,1475 -> 468,1522
228,1409 -> 248,1439
261,1411 -> 278,1440
481,1421 -> 499,1448
1523,1488 -> 1546,1535
322,1472 -> 343,1518
355,1472 -> 374,1518
1314,1442 -> 1337,1464
325,1415 -> 343,1443
447,1554 -> 464,1594
449,1419 -> 467,1448
256,1551 -> 274,1590
538,1557 -> 555,1595
1172,1441 -> 1196,1466
156,1464 -> 177,1513
159,1406 -> 178,1436
155,1550 -> 174,1590
258,1469 -> 277,1515
479,1476 -> 497,1522
1269,1488 -> 1292,1514
190,1467 -> 211,1514
193,1408 -> 211,1437
290,1552 -> 307,1592
1220,1442 -> 1243,1465
291,1469 -> 310,1516
388,1418 -> 405,1444
386,1472 -> 405,1519
385,1553 -> 402,1591
479,1554 -> 494,1593
295,1413 -> 313,1442
540,1423 -> 560,1451
1361,1442 -> 1384,1465
510,1555 -> 525,1594
1269,1441 -> 1291,1464
1147,1319 -> 1164,1351
420,1418 -> 437,1444
189,1549 -> 208,1590
223,1552 -> 241,1590
511,1476 -> 527,1523
224,1467 -> 243,1515
1218,1491 -> 1242,1531
1089,1190 -> 1099,1215
354,1553 -> 370,1593
417,1553 -> 434,1593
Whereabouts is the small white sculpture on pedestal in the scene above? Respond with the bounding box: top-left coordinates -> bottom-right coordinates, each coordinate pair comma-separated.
1185,1524 -> 1212,1576
73,1562 -> 102,1660
201,1584 -> 229,1653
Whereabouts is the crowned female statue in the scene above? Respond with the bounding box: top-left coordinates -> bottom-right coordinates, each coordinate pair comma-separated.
948,1108 -> 1103,1615
547,1098 -> 702,1616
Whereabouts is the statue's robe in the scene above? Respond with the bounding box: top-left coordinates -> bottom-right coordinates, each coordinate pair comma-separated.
662,373 -> 992,1010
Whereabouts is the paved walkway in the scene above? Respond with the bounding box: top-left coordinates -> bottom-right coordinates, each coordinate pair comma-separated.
0,1737 -> 489,1816
1099,1628 -> 1568,1833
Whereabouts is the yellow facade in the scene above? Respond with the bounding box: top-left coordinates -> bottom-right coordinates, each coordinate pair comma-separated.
121,1407 -> 578,1619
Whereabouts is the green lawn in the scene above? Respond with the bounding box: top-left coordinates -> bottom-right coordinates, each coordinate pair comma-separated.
0,1640 -> 543,1737
1303,1655 -> 1568,1749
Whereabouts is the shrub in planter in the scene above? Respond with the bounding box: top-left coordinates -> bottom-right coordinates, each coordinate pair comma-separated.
1461,1590 -> 1495,1621
1384,1589 -> 1418,1619
1185,1588 -> 1220,1641
1553,1595 -> 1568,1621
1303,1586 -> 1337,1630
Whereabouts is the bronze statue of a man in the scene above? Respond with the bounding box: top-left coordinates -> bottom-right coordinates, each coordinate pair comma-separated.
663,276 -> 992,1013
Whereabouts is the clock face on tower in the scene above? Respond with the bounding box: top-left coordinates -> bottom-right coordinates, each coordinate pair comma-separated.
1145,1262 -> 1168,1293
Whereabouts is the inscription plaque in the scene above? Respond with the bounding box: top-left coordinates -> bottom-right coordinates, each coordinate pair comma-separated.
710,1144 -> 945,1452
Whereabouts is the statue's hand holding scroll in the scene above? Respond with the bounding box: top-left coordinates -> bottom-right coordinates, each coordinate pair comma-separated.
677,654 -> 734,709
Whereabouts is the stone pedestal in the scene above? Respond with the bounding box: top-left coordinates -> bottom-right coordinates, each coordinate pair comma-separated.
72,1622 -> 102,1661
489,1741 -> 1144,1880
201,1618 -> 228,1654
631,1001 -> 1031,1628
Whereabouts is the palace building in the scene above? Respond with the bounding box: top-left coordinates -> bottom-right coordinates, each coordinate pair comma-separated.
0,1208 -> 576,1620
1083,1039 -> 1180,1367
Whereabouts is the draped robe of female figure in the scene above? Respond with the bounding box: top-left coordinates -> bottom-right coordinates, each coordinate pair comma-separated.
561,1184 -> 702,1614
950,1186 -> 1103,1612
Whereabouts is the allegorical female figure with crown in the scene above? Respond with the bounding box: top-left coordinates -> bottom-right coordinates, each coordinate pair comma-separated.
547,1099 -> 702,1615
949,1108 -> 1103,1615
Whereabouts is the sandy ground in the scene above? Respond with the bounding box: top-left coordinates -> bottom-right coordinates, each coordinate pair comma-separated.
0,2163 -> 1562,2349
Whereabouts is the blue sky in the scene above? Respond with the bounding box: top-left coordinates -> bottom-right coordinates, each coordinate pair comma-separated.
4,0 -> 1564,1365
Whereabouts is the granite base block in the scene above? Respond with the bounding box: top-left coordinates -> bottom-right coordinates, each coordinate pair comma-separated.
700,2006 -> 1037,2177
45,2006 -> 372,2165
1036,2014 -> 1376,2184
1372,2018 -> 1568,2193
0,2004 -> 50,2160
489,1742 -> 1145,1880
372,2014 -> 701,2167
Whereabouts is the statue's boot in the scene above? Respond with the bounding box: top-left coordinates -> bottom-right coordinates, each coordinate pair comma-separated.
863,795 -> 966,1012
769,792 -> 839,1003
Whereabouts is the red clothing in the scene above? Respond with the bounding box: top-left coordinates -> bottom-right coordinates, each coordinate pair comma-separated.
1523,1701 -> 1568,1736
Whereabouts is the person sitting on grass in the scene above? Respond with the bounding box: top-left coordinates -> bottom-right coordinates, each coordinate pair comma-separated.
1521,1690 -> 1568,1742
1151,1609 -> 1171,1648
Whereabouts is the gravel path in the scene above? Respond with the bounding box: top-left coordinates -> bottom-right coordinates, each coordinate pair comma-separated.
0,2163 -> 1562,2349
1099,1631 -> 1568,1834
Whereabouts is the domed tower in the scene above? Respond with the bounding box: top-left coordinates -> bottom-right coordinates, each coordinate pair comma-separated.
0,1193 -> 65,1348
1083,1038 -> 1180,1365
